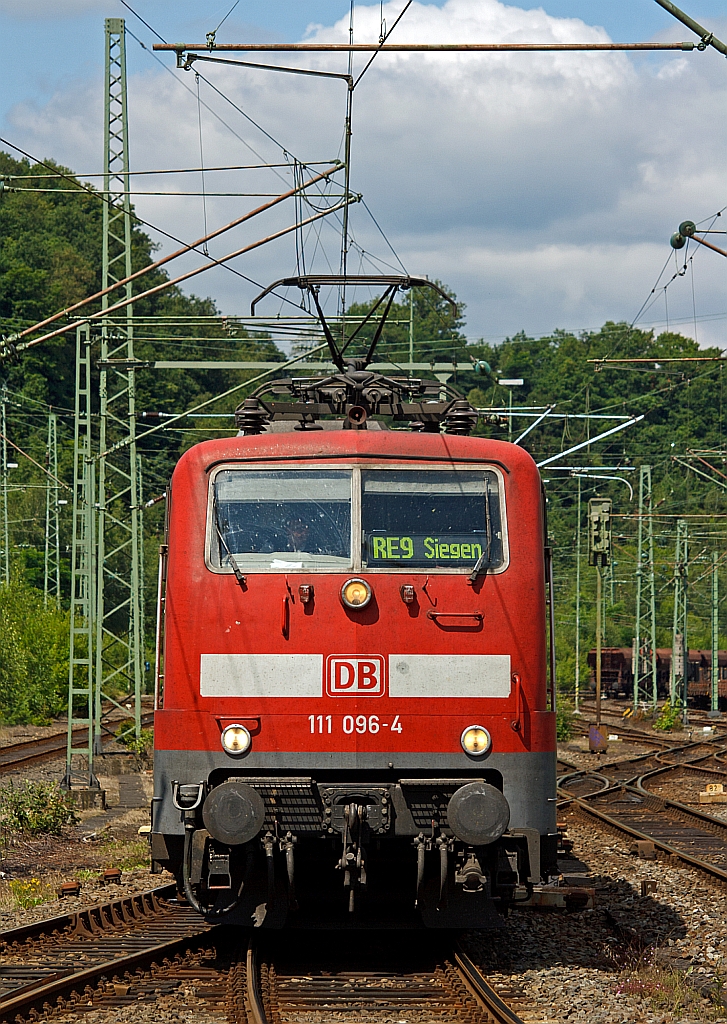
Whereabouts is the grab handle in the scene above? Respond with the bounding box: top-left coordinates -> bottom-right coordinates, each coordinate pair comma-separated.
426,610 -> 483,624
510,673 -> 522,732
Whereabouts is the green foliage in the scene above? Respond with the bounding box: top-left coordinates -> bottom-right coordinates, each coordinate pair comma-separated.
344,282 -> 466,365
0,149 -> 286,678
653,701 -> 683,732
556,705 -> 575,741
0,780 -> 75,834
461,322 -> 727,693
115,722 -> 154,758
3,147 -> 727,709
8,878 -> 46,909
0,580 -> 70,724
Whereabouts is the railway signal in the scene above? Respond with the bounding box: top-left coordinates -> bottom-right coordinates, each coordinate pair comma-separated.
589,498 -> 612,735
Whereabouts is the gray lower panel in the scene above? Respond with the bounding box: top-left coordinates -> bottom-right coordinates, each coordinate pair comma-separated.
153,749 -> 556,839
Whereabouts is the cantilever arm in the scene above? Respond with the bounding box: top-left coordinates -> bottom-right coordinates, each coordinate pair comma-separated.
653,0 -> 727,57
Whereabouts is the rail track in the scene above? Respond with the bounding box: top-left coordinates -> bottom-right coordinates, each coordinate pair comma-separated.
576,700 -> 726,735
0,886 -> 527,1024
0,883 -> 219,1022
236,933 -> 527,1024
559,730 -> 727,883
0,713 -> 154,775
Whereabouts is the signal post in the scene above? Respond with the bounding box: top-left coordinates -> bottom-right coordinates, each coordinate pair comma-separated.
588,498 -> 612,751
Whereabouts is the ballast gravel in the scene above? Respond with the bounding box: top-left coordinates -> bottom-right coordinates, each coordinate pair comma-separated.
47,994 -> 224,1024
464,811 -> 727,1024
4,745 -> 727,1021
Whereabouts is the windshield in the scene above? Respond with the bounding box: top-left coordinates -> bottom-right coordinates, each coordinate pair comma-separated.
214,469 -> 352,569
361,469 -> 504,569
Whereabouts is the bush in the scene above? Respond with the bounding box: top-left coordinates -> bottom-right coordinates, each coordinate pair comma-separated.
0,781 -> 75,834
556,704 -> 575,742
653,701 -> 683,732
0,580 -> 70,724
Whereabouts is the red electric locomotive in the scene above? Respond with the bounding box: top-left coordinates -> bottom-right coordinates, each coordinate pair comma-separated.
150,277 -> 558,929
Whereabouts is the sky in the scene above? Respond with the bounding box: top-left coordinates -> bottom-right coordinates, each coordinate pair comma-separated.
1,0 -> 726,348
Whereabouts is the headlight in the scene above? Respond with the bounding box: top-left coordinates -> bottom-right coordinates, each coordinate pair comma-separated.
461,725 -> 492,757
221,723 -> 252,755
340,577 -> 372,609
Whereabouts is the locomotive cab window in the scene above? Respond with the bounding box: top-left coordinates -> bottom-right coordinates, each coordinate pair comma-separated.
212,469 -> 353,570
362,469 -> 504,571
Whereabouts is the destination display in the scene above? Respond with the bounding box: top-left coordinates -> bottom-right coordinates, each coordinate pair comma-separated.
365,532 -> 488,566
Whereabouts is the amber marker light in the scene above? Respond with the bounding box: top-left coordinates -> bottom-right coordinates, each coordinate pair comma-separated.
221,723 -> 252,755
461,725 -> 492,757
341,577 -> 372,609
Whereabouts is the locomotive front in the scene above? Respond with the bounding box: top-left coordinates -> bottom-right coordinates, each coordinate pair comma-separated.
151,429 -> 558,929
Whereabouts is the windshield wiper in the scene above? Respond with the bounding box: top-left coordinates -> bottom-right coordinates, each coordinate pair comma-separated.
469,477 -> 493,583
215,514 -> 247,587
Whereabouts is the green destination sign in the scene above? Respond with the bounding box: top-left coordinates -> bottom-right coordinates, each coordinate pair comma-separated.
366,533 -> 486,565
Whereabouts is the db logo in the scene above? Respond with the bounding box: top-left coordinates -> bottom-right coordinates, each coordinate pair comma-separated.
326,655 -> 386,697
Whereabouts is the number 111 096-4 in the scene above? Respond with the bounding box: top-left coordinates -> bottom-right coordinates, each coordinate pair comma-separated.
308,714 -> 402,734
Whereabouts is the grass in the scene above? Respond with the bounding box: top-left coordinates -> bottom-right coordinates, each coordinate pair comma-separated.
617,966 -> 724,1019
611,939 -> 725,1021
97,836 -> 150,872
8,878 -> 48,909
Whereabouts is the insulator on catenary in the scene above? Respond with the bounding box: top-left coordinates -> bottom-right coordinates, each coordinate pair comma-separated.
443,400 -> 478,436
234,397 -> 269,435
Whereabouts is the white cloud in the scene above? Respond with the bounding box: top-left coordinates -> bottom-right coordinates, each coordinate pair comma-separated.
6,0 -> 727,346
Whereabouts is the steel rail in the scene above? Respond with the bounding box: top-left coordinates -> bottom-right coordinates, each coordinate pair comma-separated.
556,734 -> 727,810
245,939 -> 268,1024
0,883 -> 175,950
0,712 -> 154,774
454,945 -> 528,1024
558,738 -> 726,791
0,884 -> 219,1023
243,936 -> 528,1024
635,760 -> 727,796
566,788 -> 727,885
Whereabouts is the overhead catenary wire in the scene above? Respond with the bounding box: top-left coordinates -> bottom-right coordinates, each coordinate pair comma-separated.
353,1 -> 414,88
209,0 -> 241,39
124,4 -> 409,290
120,15 -> 298,182
0,429 -> 71,491
0,134 -> 323,321
6,164 -> 343,349
13,195 -> 356,352
120,7 -> 381,298
121,0 -> 311,168
2,163 -> 329,178
97,341 -> 330,460
4,188 -> 348,197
